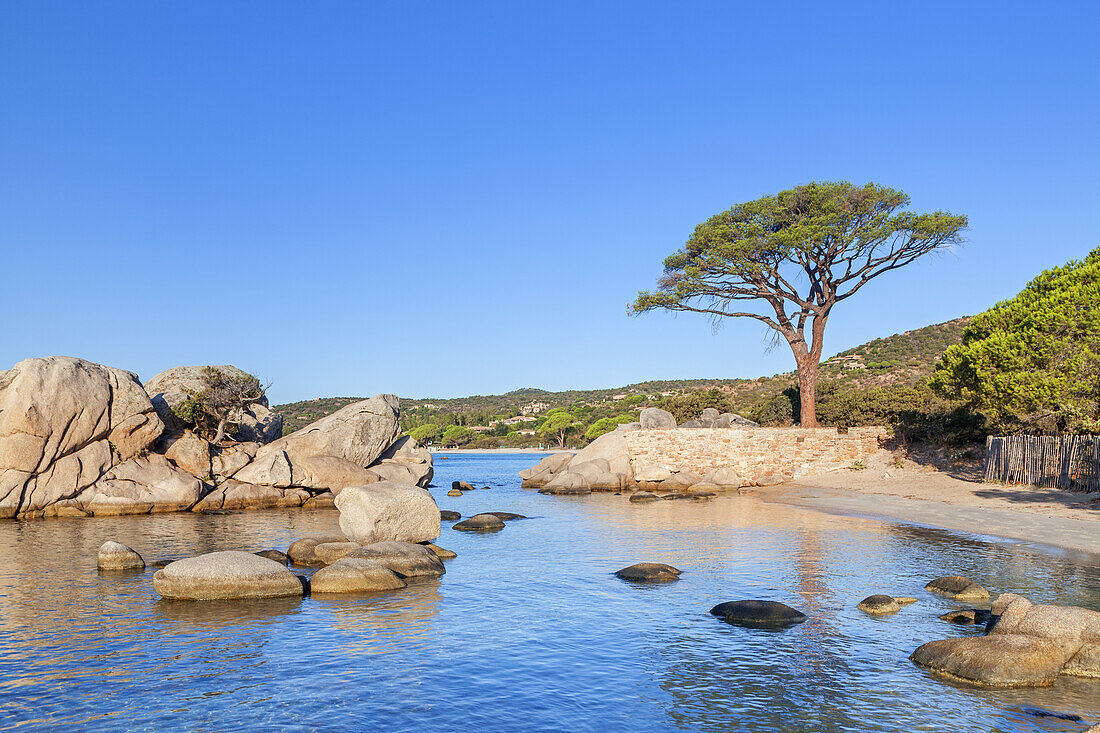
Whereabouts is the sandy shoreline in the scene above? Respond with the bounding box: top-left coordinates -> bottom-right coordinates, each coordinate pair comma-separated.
761,453 -> 1100,557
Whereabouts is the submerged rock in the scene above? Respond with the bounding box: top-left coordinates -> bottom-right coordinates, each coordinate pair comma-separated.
857,595 -> 902,615
440,510 -> 461,521
345,541 -> 445,579
484,512 -> 526,521
152,551 -> 304,600
453,513 -> 506,532
629,491 -> 659,503
710,600 -> 807,628
254,549 -> 289,565
97,541 -> 145,570
925,575 -> 990,602
615,563 -> 681,582
309,558 -> 406,594
940,609 -> 991,625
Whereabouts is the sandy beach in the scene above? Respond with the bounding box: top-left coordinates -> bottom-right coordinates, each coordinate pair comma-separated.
763,451 -> 1100,556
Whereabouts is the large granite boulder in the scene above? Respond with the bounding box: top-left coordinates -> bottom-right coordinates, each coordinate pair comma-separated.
334,481 -> 441,545
259,394 -> 400,471
144,365 -> 282,443
0,357 -> 164,517
372,436 -> 433,488
639,407 -> 676,430
152,551 -> 304,600
519,452 -> 574,488
910,593 -> 1100,687
76,454 -> 209,515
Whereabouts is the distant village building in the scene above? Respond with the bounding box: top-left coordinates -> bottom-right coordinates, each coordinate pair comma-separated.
520,401 -> 550,415
612,394 -> 628,401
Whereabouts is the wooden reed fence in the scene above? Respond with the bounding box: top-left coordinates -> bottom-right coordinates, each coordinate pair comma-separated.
984,435 -> 1100,492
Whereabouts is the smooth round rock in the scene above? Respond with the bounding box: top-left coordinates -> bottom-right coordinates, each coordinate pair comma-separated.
858,595 -> 902,615
710,600 -> 808,628
615,562 -> 681,582
910,635 -> 1064,687
152,551 -> 304,600
926,575 -> 990,601
446,489 -> 463,497
313,541 -> 361,565
420,542 -> 457,559
453,513 -> 505,532
440,510 -> 461,521
287,535 -> 347,565
485,512 -> 526,521
97,541 -> 145,570
452,481 -> 475,491
629,492 -> 659,503
345,541 -> 445,578
309,558 -> 407,594
254,549 -> 289,565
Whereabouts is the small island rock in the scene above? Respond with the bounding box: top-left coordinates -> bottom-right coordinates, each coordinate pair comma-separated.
615,562 -> 681,582
925,575 -> 990,601
440,510 -> 461,520
710,600 -> 807,628
857,595 -> 902,615
629,491 -> 659,503
152,551 -> 304,600
453,513 -> 506,532
335,482 -> 441,546
97,541 -> 145,570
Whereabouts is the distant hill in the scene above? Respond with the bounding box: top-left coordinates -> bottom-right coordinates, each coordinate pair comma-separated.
274,317 -> 971,434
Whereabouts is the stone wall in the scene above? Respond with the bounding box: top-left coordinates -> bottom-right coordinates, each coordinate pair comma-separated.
622,427 -> 888,483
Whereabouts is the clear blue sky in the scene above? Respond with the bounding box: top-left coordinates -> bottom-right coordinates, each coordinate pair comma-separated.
3,2 -> 1098,404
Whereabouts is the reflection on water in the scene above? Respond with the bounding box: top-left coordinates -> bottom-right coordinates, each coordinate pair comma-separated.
1,453 -> 1099,732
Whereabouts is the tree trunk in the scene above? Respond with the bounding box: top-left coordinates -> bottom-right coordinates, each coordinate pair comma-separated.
795,357 -> 819,428
213,418 -> 228,445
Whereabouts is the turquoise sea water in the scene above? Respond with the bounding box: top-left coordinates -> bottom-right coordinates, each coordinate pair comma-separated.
1,453 -> 1099,732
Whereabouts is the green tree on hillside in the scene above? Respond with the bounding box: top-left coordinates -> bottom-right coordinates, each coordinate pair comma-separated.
441,425 -> 477,447
632,182 -> 967,427
409,423 -> 445,444
931,246 -> 1100,434
539,411 -> 578,448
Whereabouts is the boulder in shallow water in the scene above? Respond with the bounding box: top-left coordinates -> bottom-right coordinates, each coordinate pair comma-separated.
309,558 -> 406,594
286,535 -> 347,565
440,510 -> 461,520
857,595 -> 902,615
629,491 -> 659,503
254,549 -> 289,565
538,472 -> 591,495
152,551 -> 304,600
313,541 -> 361,565
335,482 -> 441,546
420,542 -> 457,559
615,562 -> 681,582
97,541 -> 145,570
925,575 -> 990,602
345,541 -> 445,579
452,481 -> 475,491
484,512 -> 526,521
710,600 -> 807,628
910,635 -> 1064,687
453,513 -> 506,532
446,489 -> 463,497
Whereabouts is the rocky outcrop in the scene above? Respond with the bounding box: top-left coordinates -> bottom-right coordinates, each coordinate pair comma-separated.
910,593 -> 1100,687
152,551 -> 305,600
334,482 -> 441,545
0,357 -> 164,517
0,357 -> 430,518
519,452 -> 574,488
144,365 -> 283,443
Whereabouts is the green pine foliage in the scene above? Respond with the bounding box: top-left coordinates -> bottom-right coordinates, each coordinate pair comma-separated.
931,246 -> 1100,434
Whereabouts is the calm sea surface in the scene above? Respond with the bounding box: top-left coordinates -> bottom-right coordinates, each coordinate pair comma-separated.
1,453 -> 1099,732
